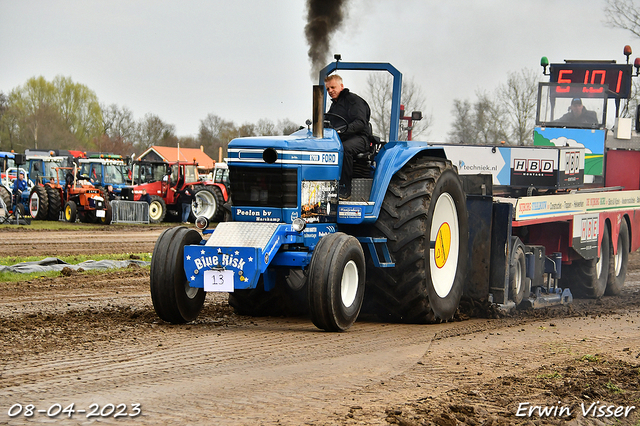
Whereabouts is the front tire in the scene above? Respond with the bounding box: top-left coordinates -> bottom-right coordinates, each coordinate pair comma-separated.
308,232 -> 366,332
365,157 -> 468,323
563,224 -> 611,298
150,226 -> 205,323
64,201 -> 77,223
606,220 -> 629,295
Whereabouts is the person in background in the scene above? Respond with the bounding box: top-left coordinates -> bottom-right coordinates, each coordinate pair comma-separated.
557,98 -> 599,125
174,186 -> 194,224
12,171 -> 28,205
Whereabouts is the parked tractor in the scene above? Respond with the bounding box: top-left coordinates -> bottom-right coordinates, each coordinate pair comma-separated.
27,166 -> 112,224
78,154 -> 129,198
0,153 -> 32,223
124,160 -> 225,223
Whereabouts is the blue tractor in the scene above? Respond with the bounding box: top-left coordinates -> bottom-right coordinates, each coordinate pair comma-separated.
150,60 -> 470,331
0,152 -> 31,223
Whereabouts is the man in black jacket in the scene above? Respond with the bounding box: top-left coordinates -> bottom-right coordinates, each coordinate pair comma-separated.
557,98 -> 599,126
325,74 -> 372,200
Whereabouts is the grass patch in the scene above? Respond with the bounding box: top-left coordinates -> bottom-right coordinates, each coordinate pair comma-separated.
536,371 -> 563,379
581,354 -> 602,363
605,380 -> 623,394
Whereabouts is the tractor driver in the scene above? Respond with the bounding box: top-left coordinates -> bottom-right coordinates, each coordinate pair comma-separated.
325,74 -> 372,201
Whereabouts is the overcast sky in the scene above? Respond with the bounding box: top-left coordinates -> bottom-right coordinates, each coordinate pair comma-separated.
0,0 -> 636,142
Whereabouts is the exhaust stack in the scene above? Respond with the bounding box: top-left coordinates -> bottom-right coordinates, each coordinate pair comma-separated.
313,85 -> 324,138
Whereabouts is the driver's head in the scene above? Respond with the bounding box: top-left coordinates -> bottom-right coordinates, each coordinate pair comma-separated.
325,74 -> 344,100
570,98 -> 584,116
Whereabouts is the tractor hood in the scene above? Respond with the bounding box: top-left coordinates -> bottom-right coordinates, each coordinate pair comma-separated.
227,128 -> 342,153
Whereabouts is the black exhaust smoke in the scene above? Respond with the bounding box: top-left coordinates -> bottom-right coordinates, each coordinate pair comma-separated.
305,0 -> 348,76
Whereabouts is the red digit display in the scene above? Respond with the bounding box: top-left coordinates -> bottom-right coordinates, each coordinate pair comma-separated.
549,63 -> 632,98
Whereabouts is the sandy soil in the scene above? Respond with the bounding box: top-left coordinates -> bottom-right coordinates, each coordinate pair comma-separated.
0,224 -> 639,425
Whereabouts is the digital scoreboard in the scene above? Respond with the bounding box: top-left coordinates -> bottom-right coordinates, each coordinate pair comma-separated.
549,63 -> 633,98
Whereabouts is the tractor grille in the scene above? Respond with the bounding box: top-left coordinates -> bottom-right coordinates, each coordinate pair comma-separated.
229,166 -> 297,208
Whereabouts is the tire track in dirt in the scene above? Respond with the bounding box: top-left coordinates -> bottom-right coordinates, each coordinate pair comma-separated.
1,319 -> 438,425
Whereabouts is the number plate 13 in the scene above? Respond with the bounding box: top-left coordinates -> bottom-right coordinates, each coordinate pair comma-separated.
203,270 -> 234,292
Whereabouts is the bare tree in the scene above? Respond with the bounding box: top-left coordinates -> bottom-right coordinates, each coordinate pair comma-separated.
604,0 -> 640,38
198,113 -> 238,160
448,99 -> 475,144
497,68 -> 538,145
136,113 -> 176,151
449,68 -> 537,145
278,118 -> 302,135
365,73 -> 432,142
101,104 -> 137,143
256,118 -> 278,136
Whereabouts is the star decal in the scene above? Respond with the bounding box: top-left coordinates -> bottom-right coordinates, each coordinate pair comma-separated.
186,255 -> 191,260
201,249 -> 205,255
235,250 -> 239,255
248,257 -> 253,262
217,248 -> 222,254
190,276 -> 195,281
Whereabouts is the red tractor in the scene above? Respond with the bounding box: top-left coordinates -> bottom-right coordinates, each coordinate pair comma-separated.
124,160 -> 226,224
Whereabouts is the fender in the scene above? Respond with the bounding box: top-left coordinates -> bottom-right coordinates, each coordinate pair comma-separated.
364,141 -> 447,222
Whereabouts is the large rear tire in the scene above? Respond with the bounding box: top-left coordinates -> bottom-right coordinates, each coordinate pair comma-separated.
148,195 -> 166,223
150,226 -> 205,323
365,157 -> 468,323
44,184 -> 61,221
606,219 -> 629,296
29,185 -> 49,220
191,186 -> 224,223
0,186 -> 11,211
308,233 -> 366,332
563,224 -> 611,298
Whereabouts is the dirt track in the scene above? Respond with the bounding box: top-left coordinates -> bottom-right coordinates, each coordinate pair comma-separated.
0,224 -> 639,425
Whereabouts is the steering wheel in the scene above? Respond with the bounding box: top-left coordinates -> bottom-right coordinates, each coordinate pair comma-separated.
324,113 -> 348,134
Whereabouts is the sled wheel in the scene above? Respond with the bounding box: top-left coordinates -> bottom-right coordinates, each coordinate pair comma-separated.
308,232 -> 365,332
148,195 -> 166,223
365,157 -> 468,323
563,224 -> 610,298
606,219 -> 629,295
150,226 -> 205,323
509,237 -> 528,306
64,201 -> 77,223
29,185 -> 49,220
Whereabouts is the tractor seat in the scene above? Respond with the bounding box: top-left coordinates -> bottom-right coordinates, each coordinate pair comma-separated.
353,134 -> 382,178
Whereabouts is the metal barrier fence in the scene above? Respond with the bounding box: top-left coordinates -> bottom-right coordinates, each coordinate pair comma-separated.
111,200 -> 149,224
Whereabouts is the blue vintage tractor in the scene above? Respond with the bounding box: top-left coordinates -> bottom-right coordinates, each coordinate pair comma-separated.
0,152 -> 31,224
149,60 -> 470,331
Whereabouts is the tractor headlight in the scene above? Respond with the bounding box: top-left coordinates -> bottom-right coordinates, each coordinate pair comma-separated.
292,217 -> 306,232
195,216 -> 209,230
